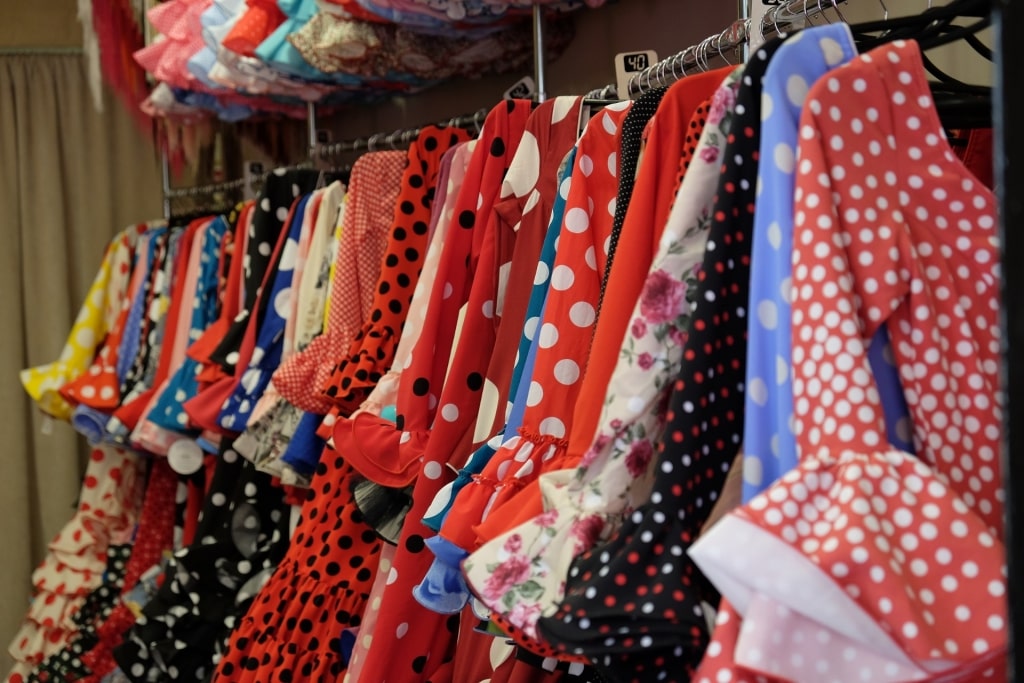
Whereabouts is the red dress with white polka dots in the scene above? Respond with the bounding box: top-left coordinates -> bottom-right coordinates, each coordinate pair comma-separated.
690,40 -> 1006,682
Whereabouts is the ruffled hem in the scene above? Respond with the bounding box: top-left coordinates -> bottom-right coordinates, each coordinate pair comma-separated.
217,616 -> 346,683
690,450 -> 1008,680
7,594 -> 83,668
532,502 -> 714,673
20,363 -> 76,421
414,535 -> 470,614
214,558 -> 373,682
332,411 -> 428,488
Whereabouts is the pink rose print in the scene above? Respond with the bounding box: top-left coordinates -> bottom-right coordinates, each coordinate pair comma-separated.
504,533 -> 523,554
631,317 -> 648,339
610,418 -> 623,430
570,515 -> 604,553
707,84 -> 735,125
668,325 -> 687,348
637,352 -> 655,370
640,270 -> 687,324
482,554 -> 531,602
580,445 -> 600,468
509,602 -> 543,636
699,145 -> 720,164
535,508 -> 559,528
625,439 -> 654,478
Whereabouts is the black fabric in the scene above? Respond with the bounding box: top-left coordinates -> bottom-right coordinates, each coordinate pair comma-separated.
112,445 -> 291,683
536,40 -> 783,683
599,86 -> 667,302
208,169 -> 322,374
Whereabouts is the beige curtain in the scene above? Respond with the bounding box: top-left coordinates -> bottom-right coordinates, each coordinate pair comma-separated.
0,53 -> 161,652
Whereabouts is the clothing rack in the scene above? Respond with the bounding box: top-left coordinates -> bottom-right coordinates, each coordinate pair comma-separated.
313,108 -> 489,160
626,0 -> 856,97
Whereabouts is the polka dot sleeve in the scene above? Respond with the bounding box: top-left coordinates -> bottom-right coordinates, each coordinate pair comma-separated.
22,229 -> 136,421
740,24 -> 915,507
690,40 -> 1006,682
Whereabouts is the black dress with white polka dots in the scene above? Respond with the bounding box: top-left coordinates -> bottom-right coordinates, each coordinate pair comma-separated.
535,39 -> 783,683
112,447 -> 290,683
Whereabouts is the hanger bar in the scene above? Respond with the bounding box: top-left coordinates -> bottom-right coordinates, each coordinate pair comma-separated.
314,108 -> 488,159
625,0 -> 861,97
164,176 -> 249,199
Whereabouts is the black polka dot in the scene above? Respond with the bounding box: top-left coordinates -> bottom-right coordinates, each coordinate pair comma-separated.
467,372 -> 483,391
458,210 -> 475,229
423,136 -> 438,151
412,220 -> 428,235
393,227 -> 407,241
490,137 -> 506,157
405,534 -> 426,553
400,200 -> 415,215
412,378 -> 429,396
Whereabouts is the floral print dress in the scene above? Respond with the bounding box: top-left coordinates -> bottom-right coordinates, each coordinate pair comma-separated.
462,66 -> 743,649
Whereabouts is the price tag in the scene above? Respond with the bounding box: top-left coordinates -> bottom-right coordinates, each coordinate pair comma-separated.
243,161 -> 264,201
168,439 -> 205,475
615,50 -> 659,99
503,76 -> 537,101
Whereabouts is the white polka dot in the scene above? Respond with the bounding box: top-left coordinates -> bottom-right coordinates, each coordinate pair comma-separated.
539,323 -> 560,349
564,207 -> 589,233
441,404 -> 459,422
774,143 -> 795,174
507,133 -> 540,198
757,299 -> 778,330
787,75 -> 809,106
554,359 -> 580,385
749,378 -> 768,407
578,154 -> 594,177
551,265 -> 575,291
414,461 -> 441,483
539,417 -> 566,438
527,381 -> 543,407
819,37 -> 845,65
569,302 -> 596,327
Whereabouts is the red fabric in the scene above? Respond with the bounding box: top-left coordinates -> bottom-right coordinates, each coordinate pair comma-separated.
81,458 -> 178,680
356,100 -> 534,683
221,0 -> 286,57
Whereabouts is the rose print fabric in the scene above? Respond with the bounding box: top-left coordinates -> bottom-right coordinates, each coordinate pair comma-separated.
462,67 -> 744,650
690,39 -> 1007,682
532,43 -> 782,682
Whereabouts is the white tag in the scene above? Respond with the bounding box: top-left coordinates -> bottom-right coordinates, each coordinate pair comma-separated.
615,50 -> 659,99
167,439 -> 204,475
701,600 -> 718,634
749,2 -> 771,50
243,161 -> 264,202
503,76 -> 536,101
40,416 -> 54,436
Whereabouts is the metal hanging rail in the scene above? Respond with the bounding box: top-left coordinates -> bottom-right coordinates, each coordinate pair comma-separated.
313,108 -> 488,160
625,0 -> 856,97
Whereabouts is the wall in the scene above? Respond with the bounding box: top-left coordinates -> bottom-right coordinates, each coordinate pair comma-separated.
0,0 -> 80,48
